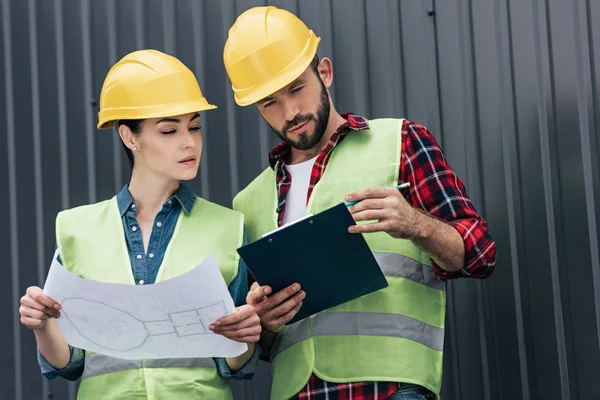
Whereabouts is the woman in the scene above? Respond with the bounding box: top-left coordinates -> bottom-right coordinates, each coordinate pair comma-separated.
18,49 -> 261,399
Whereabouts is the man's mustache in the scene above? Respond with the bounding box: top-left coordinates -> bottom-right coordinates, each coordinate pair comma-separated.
283,114 -> 313,134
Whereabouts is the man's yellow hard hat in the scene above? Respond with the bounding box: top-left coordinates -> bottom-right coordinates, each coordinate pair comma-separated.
223,6 -> 321,106
97,49 -> 216,129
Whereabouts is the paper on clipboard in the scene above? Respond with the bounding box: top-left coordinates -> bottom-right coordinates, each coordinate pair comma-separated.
261,214 -> 315,237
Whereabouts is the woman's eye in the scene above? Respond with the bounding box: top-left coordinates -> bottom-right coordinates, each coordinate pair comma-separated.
189,126 -> 201,131
161,130 -> 176,135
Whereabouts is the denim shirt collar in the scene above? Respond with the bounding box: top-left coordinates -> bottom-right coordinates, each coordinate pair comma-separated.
116,183 -> 197,217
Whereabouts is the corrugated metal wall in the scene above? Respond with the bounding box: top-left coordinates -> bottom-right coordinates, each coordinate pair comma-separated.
1,0 -> 599,399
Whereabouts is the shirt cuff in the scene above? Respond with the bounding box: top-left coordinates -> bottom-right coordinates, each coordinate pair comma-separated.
259,329 -> 282,361
431,218 -> 495,280
214,343 -> 261,380
37,345 -> 85,381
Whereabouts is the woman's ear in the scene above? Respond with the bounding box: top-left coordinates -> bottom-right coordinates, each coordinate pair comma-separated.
118,124 -> 137,151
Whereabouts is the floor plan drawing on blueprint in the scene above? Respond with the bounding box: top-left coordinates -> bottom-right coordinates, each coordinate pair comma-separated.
43,250 -> 247,360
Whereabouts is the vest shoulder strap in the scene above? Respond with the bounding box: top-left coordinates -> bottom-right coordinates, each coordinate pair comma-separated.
55,199 -> 118,270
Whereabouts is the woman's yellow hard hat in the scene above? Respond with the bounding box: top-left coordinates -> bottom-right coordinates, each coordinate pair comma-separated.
97,49 -> 216,129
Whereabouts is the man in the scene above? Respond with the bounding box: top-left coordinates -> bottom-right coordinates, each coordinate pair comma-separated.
224,6 -> 496,400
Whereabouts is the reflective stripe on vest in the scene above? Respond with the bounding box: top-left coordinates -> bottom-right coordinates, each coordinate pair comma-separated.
82,353 -> 216,380
373,252 -> 444,291
272,311 -> 444,361
271,251 -> 445,361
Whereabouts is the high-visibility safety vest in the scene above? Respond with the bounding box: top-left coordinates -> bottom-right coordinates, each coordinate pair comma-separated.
233,119 -> 446,400
56,196 -> 244,399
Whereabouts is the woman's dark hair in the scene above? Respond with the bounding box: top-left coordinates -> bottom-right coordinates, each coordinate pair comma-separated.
116,119 -> 144,167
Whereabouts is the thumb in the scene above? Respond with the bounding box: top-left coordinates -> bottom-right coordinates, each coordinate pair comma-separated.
247,287 -> 268,305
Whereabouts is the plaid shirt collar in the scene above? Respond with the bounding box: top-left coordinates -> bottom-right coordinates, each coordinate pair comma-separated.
268,112 -> 370,169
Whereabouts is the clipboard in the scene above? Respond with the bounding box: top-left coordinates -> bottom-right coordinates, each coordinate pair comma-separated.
237,203 -> 389,325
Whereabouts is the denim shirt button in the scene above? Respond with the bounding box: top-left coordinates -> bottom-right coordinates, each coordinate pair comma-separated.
156,222 -> 162,227
139,280 -> 144,285
132,226 -> 137,232
136,254 -> 142,260
149,253 -> 154,258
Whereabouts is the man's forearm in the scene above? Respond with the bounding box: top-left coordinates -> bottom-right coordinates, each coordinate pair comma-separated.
34,319 -> 71,369
411,211 -> 465,272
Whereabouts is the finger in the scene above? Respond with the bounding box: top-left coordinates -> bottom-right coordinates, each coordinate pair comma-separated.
347,198 -> 388,213
21,296 -> 60,318
20,316 -> 45,329
266,301 -> 303,330
246,285 -> 272,305
261,283 -> 301,312
212,305 -> 254,328
250,281 -> 270,294
264,291 -> 305,321
215,325 -> 261,339
350,209 -> 389,223
212,313 -> 259,333
348,221 -> 391,234
345,187 -> 394,203
27,288 -> 60,311
19,306 -> 49,321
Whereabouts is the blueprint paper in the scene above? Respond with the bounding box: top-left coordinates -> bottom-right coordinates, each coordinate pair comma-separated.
43,248 -> 247,360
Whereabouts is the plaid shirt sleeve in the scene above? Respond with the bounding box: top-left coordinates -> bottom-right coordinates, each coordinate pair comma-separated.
401,120 -> 496,280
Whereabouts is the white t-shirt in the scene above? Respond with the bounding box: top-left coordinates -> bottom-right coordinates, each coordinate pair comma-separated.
282,155 -> 319,226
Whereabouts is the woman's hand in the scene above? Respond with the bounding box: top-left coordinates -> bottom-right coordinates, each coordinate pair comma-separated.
19,286 -> 61,330
209,304 -> 261,343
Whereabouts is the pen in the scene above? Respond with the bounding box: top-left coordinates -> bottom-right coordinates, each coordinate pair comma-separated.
344,182 -> 411,207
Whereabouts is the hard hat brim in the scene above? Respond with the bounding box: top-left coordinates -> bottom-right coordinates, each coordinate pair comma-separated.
97,100 -> 217,130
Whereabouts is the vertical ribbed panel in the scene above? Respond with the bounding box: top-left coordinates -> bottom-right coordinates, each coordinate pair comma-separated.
1,1 -> 599,399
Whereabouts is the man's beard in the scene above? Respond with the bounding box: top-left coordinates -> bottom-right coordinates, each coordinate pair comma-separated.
269,79 -> 331,151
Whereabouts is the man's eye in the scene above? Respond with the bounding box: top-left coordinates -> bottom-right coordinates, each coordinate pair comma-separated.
291,86 -> 304,94
263,101 -> 276,108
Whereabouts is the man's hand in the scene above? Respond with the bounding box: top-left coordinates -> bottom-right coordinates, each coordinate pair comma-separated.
246,282 -> 305,332
19,286 -> 61,330
346,187 -> 424,239
346,186 -> 466,272
209,304 -> 261,343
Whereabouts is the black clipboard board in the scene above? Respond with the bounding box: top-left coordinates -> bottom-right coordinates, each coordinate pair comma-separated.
237,203 -> 389,325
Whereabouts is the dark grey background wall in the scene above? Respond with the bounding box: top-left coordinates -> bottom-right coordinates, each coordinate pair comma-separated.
1,0 -> 599,399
